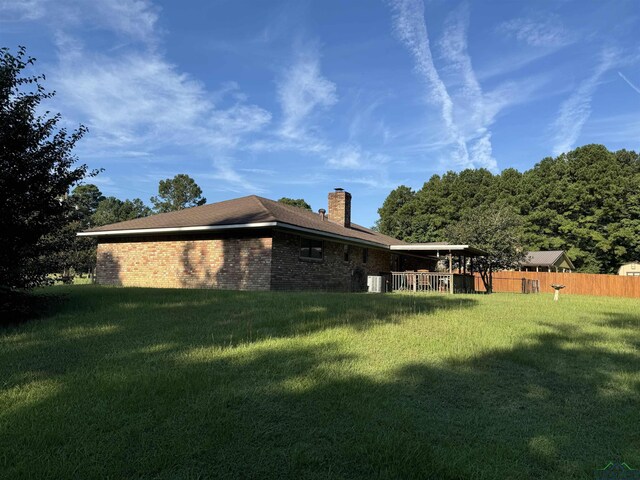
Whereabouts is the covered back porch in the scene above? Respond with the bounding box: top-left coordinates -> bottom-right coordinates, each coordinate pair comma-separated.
389,244 -> 490,294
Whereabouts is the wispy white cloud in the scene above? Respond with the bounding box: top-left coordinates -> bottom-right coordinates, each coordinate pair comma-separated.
347,97 -> 392,144
1,0 -> 159,45
91,175 -> 115,187
439,3 -> 498,170
390,1 -> 516,170
240,168 -> 276,176
389,1 -> 552,170
277,43 -> 338,140
247,136 -> 330,155
54,51 -> 212,148
207,104 -> 272,140
347,176 -> 397,190
55,47 -> 271,191
477,48 -> 560,81
276,174 -> 330,186
201,159 -> 263,193
618,71 -> 640,95
552,49 -> 618,156
498,14 -> 575,48
439,4 -> 482,124
210,81 -> 249,103
326,144 -> 389,170
584,112 -> 640,145
20,0 -> 276,197
327,144 -> 364,169
92,0 -> 160,44
0,0 -> 48,21
242,41 -> 340,157
389,0 -> 471,167
468,133 -> 494,169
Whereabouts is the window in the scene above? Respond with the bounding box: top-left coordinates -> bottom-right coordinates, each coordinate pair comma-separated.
300,237 -> 323,260
362,248 -> 368,264
343,244 -> 350,261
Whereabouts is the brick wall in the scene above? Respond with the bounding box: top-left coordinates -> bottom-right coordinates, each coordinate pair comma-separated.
270,231 -> 391,291
94,229 -> 432,292
96,233 -> 272,290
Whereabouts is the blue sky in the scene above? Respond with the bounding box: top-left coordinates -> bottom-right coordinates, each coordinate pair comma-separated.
2,0 -> 639,227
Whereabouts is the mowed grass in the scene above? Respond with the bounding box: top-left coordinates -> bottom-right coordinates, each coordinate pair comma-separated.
1,287 -> 639,479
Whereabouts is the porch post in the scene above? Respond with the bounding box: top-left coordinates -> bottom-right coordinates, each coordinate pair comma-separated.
448,252 -> 453,294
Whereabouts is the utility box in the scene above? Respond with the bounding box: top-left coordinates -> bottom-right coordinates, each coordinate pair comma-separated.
367,275 -> 383,293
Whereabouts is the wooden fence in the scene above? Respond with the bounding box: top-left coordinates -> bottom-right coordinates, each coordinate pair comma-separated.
475,271 -> 640,298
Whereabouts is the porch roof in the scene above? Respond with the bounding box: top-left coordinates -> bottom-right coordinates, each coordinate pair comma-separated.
389,243 -> 490,257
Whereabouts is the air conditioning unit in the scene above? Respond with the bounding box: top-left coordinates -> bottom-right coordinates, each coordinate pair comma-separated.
367,275 -> 383,293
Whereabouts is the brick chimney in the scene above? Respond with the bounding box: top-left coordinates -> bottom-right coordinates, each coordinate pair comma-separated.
328,188 -> 351,228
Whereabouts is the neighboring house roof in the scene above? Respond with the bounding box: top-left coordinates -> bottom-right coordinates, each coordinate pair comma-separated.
80,195 -> 406,248
521,250 -> 575,269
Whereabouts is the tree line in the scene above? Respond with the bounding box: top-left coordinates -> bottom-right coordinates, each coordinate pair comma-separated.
376,144 -> 640,273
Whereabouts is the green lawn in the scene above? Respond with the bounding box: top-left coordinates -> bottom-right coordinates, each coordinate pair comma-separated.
1,287 -> 639,479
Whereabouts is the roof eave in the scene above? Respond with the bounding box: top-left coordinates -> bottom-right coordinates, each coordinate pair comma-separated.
389,244 -> 490,256
78,221 -> 392,249
77,222 -> 279,237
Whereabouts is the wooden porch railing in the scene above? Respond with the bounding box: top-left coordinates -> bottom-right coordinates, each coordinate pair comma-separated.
390,272 -> 475,294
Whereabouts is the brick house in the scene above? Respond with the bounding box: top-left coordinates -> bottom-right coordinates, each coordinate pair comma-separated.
80,189 -> 484,292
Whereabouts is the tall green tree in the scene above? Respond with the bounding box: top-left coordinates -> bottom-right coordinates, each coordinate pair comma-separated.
0,46 -> 90,291
150,174 -> 206,213
376,145 -> 640,274
519,145 -> 640,272
93,197 -> 152,226
277,197 -> 312,210
71,184 -> 104,221
446,207 -> 526,293
375,186 -> 415,238
378,169 -> 498,243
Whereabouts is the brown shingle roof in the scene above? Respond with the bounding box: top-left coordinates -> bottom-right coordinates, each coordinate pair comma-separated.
83,195 -> 406,247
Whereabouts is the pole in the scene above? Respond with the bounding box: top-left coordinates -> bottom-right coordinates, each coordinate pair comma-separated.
448,253 -> 453,294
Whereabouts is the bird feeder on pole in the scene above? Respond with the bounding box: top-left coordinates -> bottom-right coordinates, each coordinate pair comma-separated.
551,284 -> 565,301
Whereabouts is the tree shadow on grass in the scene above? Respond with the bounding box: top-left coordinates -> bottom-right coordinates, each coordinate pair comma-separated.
0,288 -> 477,392
0,290 -> 69,328
2,290 -> 639,479
598,311 -> 640,330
